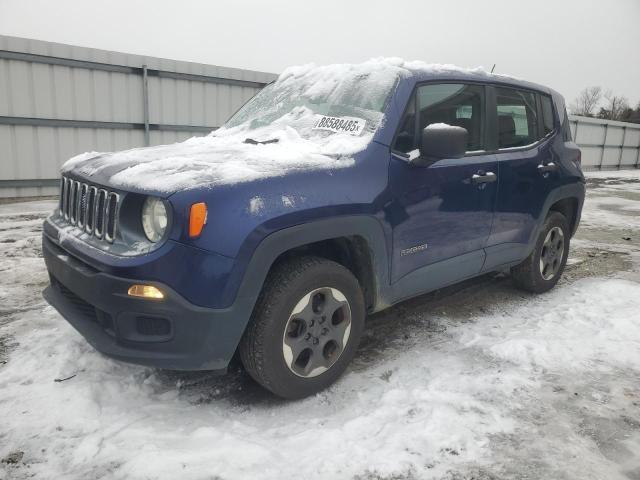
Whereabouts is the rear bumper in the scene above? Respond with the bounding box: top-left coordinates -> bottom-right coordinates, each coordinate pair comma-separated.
42,234 -> 238,371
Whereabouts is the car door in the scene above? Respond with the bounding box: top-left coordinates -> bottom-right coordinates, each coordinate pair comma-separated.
387,82 -> 498,294
483,86 -> 559,270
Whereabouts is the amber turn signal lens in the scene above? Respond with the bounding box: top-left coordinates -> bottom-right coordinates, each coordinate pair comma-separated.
189,202 -> 207,238
128,284 -> 164,300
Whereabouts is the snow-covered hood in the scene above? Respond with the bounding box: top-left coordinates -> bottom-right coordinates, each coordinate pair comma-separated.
61,121 -> 368,196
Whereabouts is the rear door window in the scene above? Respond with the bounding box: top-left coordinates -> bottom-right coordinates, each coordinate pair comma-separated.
494,87 -> 539,149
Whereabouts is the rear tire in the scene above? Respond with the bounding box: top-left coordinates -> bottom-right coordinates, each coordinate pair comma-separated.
239,256 -> 365,399
511,211 -> 570,293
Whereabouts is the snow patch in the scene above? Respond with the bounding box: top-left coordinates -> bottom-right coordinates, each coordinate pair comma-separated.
584,170 -> 640,180
66,125 -> 359,194
581,192 -> 640,229
61,151 -> 101,172
3,277 -> 640,479
426,122 -> 454,130
56,222 -> 152,257
459,278 -> 640,372
248,196 -> 265,216
63,118 -> 360,194
281,195 -> 295,208
2,175 -> 640,479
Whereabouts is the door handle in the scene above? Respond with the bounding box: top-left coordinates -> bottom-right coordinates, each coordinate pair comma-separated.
537,162 -> 558,173
471,172 -> 497,184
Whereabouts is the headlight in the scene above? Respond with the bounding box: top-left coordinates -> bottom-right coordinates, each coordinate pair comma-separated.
141,197 -> 167,242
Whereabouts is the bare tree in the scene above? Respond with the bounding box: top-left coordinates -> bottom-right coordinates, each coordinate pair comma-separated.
570,86 -> 602,116
599,90 -> 630,121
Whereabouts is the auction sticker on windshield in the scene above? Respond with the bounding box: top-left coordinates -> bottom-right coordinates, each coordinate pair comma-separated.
313,116 -> 366,136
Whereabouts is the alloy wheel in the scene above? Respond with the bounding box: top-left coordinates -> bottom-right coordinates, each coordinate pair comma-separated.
540,226 -> 565,281
282,287 -> 352,378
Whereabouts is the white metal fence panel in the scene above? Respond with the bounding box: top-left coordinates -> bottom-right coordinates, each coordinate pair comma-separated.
0,35 -> 276,198
569,115 -> 640,170
2,36 -> 638,199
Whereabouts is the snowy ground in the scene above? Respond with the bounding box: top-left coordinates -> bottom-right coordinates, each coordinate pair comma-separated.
1,171 -> 640,480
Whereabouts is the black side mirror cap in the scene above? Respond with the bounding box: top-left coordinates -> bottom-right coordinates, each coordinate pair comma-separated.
414,124 -> 468,166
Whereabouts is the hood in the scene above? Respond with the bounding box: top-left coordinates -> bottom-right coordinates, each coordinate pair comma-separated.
62,114 -> 375,197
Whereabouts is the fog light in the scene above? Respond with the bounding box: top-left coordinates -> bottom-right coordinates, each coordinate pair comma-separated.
128,284 -> 164,300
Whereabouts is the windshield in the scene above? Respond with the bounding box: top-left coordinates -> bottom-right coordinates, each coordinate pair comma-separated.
223,62 -> 399,139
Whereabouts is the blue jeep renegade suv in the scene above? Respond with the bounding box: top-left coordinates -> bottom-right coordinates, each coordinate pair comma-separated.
43,60 -> 585,399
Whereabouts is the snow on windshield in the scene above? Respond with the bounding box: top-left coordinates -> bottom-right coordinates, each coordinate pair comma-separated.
224,60 -> 401,133
62,59 -> 496,193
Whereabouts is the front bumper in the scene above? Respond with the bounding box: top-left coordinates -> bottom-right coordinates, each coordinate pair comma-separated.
43,234 -> 238,371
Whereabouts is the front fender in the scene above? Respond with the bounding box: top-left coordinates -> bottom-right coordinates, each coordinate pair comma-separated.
206,215 -> 390,365
229,215 -> 390,313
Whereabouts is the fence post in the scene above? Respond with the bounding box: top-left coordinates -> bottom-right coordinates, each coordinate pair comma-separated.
635,130 -> 640,169
142,65 -> 150,146
599,123 -> 608,170
617,126 -> 626,170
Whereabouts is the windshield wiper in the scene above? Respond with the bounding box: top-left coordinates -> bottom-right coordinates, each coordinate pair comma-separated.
244,137 -> 279,145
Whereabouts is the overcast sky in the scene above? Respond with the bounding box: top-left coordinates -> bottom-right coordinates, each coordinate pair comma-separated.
1,0 -> 638,108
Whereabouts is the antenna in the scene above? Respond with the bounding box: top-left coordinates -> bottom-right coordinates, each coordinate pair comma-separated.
491,64 -> 496,73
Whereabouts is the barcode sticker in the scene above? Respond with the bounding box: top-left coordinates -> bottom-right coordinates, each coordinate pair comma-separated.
312,116 -> 366,136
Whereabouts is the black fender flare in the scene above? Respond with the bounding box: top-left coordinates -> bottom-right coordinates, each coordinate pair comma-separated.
237,215 -> 390,308
220,215 -> 390,359
526,182 -> 586,251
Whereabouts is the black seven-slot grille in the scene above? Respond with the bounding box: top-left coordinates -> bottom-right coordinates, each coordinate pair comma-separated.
59,176 -> 120,243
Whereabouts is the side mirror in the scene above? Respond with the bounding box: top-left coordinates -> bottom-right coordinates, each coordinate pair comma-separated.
413,124 -> 468,166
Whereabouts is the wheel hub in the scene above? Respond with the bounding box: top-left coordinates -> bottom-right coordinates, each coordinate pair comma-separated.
282,287 -> 352,378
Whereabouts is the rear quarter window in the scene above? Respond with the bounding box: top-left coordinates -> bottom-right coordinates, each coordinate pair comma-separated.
562,112 -> 573,141
540,94 -> 555,135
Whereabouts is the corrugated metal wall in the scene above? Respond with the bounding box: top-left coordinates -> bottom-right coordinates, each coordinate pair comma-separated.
0,35 -> 276,198
568,115 -> 640,170
2,35 -> 637,199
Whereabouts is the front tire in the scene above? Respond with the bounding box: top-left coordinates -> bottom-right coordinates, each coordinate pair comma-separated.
239,256 -> 365,399
511,211 -> 570,293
